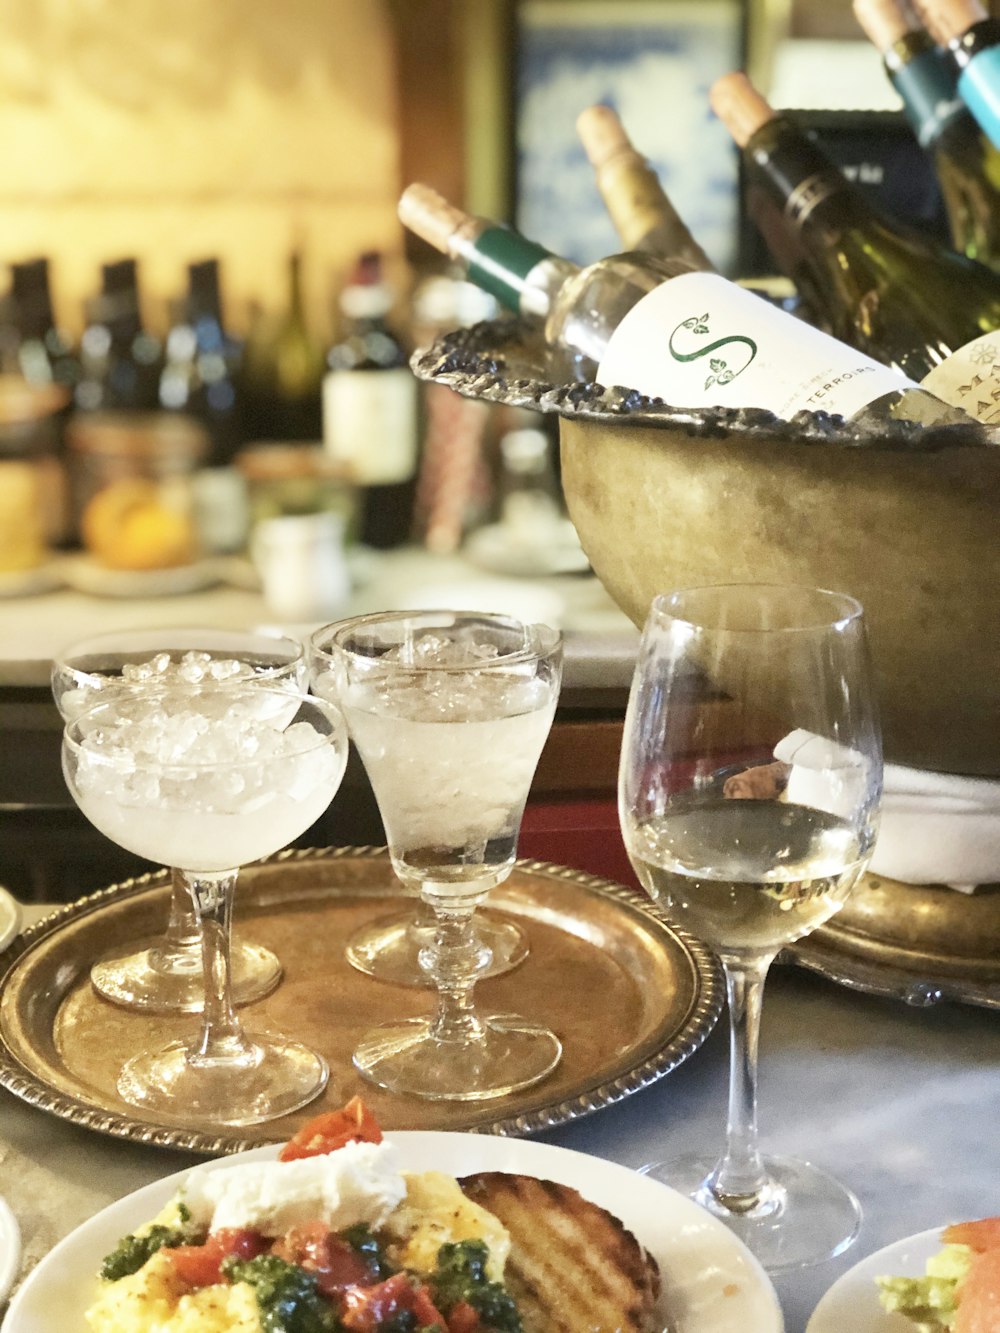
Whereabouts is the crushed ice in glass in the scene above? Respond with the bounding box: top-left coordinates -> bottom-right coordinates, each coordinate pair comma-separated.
71,690 -> 342,814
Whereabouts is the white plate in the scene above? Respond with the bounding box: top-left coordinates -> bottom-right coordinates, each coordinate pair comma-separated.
0,1196 -> 20,1305
3,1132 -> 783,1333
0,888 -> 21,954
58,554 -> 225,598
807,1226 -> 944,1333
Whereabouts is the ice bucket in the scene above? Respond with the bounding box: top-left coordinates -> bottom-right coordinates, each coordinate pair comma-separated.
413,321 -> 1000,778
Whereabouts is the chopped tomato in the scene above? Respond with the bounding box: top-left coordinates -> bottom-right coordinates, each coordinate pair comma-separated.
447,1300 -> 482,1332
945,1218 -> 1000,1252
271,1221 -> 374,1296
955,1247 -> 1000,1333
165,1228 -> 268,1287
341,1272 -> 446,1329
279,1096 -> 383,1162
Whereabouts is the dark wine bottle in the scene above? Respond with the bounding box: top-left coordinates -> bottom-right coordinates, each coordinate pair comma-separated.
711,71 -> 1000,385
854,0 -> 1000,269
75,259 -> 164,413
322,251 -> 419,549
160,259 -> 243,464
238,250 -> 325,442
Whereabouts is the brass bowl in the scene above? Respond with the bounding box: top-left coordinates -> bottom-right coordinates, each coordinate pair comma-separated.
413,321 -> 1000,777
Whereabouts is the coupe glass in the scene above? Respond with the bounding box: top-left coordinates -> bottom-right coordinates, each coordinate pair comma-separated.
62,684 -> 348,1127
324,610 -> 563,1100
619,584 -> 882,1273
309,624 -> 529,986
51,627 -> 306,1013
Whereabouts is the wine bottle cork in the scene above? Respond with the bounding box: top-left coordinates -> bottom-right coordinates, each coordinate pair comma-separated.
709,72 -> 775,148
913,0 -> 988,43
853,0 -> 920,51
398,183 -> 470,258
576,104 -> 642,169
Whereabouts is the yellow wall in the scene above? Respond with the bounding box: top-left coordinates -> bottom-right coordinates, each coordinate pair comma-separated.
0,0 -> 404,340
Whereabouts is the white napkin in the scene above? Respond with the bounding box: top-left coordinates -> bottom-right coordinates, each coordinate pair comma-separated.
776,729 -> 1000,891
868,765 -> 1000,892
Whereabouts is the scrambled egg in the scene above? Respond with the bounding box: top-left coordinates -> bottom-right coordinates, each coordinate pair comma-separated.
86,1170 -> 508,1332
383,1171 -> 510,1283
85,1251 -> 262,1333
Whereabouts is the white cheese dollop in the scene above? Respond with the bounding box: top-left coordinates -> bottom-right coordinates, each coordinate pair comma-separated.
178,1140 -> 407,1238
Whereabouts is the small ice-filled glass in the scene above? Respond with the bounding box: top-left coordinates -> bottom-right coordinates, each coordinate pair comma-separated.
320,610 -> 563,1101
309,627 -> 528,987
51,628 -> 306,1013
62,684 -> 348,1127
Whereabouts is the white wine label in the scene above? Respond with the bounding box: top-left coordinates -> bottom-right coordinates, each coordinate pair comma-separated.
323,368 -> 418,484
596,271 -> 914,419
920,330 -> 1000,424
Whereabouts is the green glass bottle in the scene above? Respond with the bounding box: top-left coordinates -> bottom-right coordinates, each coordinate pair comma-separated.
854,0 -> 1000,270
712,71 -> 1000,384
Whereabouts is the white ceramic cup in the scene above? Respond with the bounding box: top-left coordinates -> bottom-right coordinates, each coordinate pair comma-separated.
250,511 -> 351,623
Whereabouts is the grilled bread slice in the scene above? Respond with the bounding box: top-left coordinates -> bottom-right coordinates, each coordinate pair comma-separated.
459,1171 -> 661,1333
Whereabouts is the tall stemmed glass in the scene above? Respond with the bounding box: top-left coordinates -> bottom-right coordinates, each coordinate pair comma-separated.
62,684 -> 348,1126
619,584 -> 882,1273
309,623 -> 529,986
324,610 -> 563,1100
52,627 -> 307,1013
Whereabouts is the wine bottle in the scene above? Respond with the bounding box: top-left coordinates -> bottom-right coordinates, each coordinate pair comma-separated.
322,250 -> 419,549
854,0 -> 1000,269
9,258 -> 79,392
160,259 -> 243,464
710,71 -> 1000,385
75,259 -> 164,414
398,182 -> 970,426
576,104 -> 715,271
915,0 -> 1000,147
238,250 -> 325,442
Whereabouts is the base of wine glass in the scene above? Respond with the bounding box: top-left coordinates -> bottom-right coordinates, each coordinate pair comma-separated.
353,1014 -> 562,1101
345,907 -> 529,987
116,1032 -> 327,1127
90,939 -> 282,1014
640,1152 -> 861,1274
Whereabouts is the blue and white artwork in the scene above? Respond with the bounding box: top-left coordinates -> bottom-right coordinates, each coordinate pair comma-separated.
515,0 -> 742,273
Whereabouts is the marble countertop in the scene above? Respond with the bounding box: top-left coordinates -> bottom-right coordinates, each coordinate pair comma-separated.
1,905 -> 997,1332
0,547 -> 639,689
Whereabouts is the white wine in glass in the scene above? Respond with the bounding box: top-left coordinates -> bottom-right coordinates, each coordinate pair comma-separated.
619,583 -> 882,1273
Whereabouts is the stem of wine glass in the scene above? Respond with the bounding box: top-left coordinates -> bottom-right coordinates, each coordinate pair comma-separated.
150,869 -> 201,962
183,869 -> 252,1065
419,885 -> 492,1044
706,956 -> 778,1214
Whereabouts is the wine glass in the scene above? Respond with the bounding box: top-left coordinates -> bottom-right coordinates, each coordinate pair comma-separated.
51,627 -> 306,1013
323,610 -> 563,1100
62,684 -> 348,1127
309,623 -> 529,986
619,584 -> 882,1273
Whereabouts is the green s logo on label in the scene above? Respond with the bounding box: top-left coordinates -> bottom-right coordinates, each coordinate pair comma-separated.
668,313 -> 757,391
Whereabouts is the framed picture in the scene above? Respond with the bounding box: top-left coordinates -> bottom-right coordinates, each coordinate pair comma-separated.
512,0 -> 747,273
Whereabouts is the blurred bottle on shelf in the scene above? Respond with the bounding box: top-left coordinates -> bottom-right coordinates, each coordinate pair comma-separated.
576,104 -> 716,270
159,259 -> 244,465
854,0 -> 1000,270
711,70 -> 1000,387
8,258 -> 80,393
322,250 -> 419,549
75,259 -> 164,414
238,250 -> 325,443
915,0 -> 1000,147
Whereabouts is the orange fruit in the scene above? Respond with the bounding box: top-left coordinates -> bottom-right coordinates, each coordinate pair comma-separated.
81,479 -> 197,571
